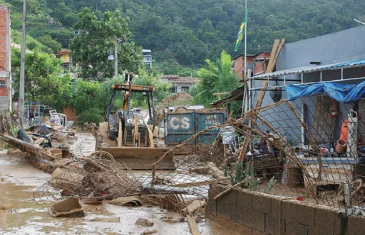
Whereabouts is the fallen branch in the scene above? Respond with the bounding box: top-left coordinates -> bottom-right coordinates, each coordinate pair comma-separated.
214,177 -> 252,201
171,179 -> 226,188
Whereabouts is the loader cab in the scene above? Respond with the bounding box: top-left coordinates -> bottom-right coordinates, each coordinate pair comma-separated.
104,78 -> 156,147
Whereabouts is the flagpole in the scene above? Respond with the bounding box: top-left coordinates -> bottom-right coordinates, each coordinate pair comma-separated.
244,0 -> 248,112
241,0 -> 248,116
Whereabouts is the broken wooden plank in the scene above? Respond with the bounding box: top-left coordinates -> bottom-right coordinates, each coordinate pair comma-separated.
187,215 -> 201,235
207,162 -> 226,179
254,38 -> 285,109
182,200 -> 206,214
89,217 -> 120,222
171,179 -> 222,188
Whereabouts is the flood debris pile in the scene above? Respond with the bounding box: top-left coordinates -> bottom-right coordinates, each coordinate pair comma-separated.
0,115 -> 77,174
34,151 -> 142,202
26,122 -> 77,150
146,98 -> 365,214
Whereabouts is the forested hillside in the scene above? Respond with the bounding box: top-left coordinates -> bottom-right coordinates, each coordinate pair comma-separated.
2,0 -> 365,68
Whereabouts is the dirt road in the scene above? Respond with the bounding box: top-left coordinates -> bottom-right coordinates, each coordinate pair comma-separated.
0,133 -> 231,235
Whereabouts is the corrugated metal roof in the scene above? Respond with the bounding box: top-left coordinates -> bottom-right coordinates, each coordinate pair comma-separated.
252,58 -> 365,79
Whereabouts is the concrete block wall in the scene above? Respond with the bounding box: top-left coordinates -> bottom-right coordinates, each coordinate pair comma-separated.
207,184 -> 365,235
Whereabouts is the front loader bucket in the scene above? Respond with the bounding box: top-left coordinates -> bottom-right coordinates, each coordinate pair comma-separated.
101,147 -> 175,170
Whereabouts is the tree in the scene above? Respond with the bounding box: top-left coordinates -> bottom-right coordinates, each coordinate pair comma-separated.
70,8 -> 142,80
37,35 -> 62,54
11,48 -> 72,111
192,50 -> 238,107
132,68 -> 171,107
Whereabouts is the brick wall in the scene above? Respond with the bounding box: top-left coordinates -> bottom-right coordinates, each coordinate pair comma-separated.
207,184 -> 365,235
0,6 -> 10,72
0,6 -> 11,112
234,56 -> 244,80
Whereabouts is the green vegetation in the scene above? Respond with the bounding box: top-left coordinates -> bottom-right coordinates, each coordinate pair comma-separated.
192,51 -> 238,107
2,0 -> 364,68
5,0 -> 365,121
11,47 -> 72,111
70,8 -> 142,80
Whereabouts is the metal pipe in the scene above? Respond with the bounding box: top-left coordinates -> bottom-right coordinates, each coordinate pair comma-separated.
251,78 -> 301,82
249,76 -> 365,91
114,38 -> 118,77
320,71 -> 323,82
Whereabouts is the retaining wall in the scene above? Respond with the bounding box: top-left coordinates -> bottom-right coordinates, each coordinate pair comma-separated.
207,184 -> 365,235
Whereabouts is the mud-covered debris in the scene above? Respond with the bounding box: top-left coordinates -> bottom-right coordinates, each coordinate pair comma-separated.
189,167 -> 210,175
48,197 -> 85,217
160,216 -> 185,223
135,218 -> 154,227
83,198 -> 102,205
140,229 -> 158,235
182,200 -> 206,215
0,204 -> 13,210
89,217 -> 120,222
109,196 -> 142,207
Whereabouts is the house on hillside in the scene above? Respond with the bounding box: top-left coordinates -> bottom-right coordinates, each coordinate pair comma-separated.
56,49 -> 72,70
233,52 -> 271,79
161,75 -> 198,94
0,5 -> 11,113
142,49 -> 152,68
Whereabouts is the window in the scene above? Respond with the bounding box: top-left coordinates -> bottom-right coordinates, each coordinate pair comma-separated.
181,86 -> 190,92
0,81 -> 5,88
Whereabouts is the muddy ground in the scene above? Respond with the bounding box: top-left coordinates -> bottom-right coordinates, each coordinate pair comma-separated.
0,133 -> 231,235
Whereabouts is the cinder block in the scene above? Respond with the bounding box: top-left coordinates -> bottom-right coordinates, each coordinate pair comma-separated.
222,189 -> 237,206
252,229 -> 266,235
312,206 -> 340,235
207,199 -> 217,216
207,214 -> 236,232
208,184 -> 224,199
252,194 -> 272,214
232,206 -> 247,225
235,223 -> 253,235
245,209 -> 266,232
265,214 -> 283,235
285,221 -> 308,235
270,197 -> 280,217
237,189 -> 253,210
347,216 -> 365,235
281,200 -> 293,221
217,200 -> 233,221
291,201 -> 315,227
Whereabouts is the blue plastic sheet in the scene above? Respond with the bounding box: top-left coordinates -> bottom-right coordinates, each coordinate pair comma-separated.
285,81 -> 365,103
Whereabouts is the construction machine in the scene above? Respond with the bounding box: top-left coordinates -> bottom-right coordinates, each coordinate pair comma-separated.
95,73 -> 175,170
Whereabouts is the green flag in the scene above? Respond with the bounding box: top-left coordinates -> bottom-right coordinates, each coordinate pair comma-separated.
235,9 -> 248,52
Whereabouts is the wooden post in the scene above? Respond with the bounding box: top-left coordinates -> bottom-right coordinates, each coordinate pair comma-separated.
254,39 -> 285,109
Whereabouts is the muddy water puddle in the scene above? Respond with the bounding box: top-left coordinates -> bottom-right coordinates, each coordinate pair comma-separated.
0,182 -> 228,235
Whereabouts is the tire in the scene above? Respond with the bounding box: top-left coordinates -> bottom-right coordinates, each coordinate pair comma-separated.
17,130 -> 32,143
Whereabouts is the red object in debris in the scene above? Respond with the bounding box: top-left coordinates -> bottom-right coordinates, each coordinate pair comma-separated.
296,196 -> 304,201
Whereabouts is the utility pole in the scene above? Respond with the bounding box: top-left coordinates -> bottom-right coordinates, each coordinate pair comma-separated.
19,0 -> 26,127
114,37 -> 118,77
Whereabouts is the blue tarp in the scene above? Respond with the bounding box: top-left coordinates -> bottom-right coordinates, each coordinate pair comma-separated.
285,81 -> 365,103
